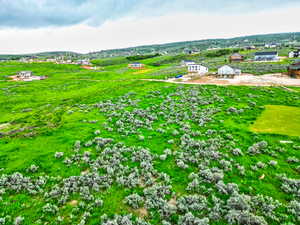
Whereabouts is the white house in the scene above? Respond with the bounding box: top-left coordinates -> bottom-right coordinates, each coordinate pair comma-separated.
265,43 -> 278,48
254,52 -> 279,61
128,62 -> 145,69
289,51 -> 300,58
181,60 -> 196,67
76,59 -> 91,65
46,58 -> 57,63
17,71 -> 33,78
188,64 -> 208,75
218,65 -> 241,76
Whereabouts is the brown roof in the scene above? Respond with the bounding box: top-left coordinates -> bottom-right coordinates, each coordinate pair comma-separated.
230,53 -> 244,59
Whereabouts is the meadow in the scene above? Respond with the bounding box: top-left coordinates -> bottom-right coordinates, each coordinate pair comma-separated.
251,105 -> 300,137
0,56 -> 299,225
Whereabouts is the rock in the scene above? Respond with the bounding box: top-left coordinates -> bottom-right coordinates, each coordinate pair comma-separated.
259,174 -> 265,180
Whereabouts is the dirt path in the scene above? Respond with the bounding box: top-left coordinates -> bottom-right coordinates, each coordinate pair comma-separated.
142,74 -> 300,87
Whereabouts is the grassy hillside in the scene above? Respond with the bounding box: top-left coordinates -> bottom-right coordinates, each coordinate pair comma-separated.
88,32 -> 300,57
0,59 -> 299,225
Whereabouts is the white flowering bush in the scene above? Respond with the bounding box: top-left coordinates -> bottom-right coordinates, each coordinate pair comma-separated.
124,193 -> 144,209
42,203 -> 59,214
177,195 -> 207,212
247,141 -> 268,155
54,152 -> 64,158
178,213 -> 209,225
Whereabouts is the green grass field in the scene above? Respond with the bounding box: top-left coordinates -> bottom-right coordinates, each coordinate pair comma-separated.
251,105 -> 300,136
0,57 -> 299,225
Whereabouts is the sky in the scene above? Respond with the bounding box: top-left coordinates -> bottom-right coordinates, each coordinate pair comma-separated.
0,0 -> 300,54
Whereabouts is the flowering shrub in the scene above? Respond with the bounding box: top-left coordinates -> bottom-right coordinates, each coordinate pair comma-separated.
124,194 -> 144,209
288,200 -> 300,222
42,203 -> 58,214
26,164 -> 39,173
178,213 -> 209,225
177,195 -> 207,212
14,216 -> 24,225
247,141 -> 268,155
278,174 -> 300,198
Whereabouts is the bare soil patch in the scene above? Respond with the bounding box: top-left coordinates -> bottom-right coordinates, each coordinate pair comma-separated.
134,207 -> 149,218
68,200 -> 78,206
0,123 -> 10,130
168,197 -> 177,207
188,74 -> 300,86
144,73 -> 300,87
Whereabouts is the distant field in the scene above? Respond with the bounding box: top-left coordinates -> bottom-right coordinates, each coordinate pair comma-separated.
0,57 -> 300,224
251,105 -> 300,136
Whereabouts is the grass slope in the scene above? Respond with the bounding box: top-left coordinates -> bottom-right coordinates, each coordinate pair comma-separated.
251,105 -> 300,137
0,59 -> 299,224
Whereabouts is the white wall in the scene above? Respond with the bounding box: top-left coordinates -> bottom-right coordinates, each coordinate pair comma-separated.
188,64 -> 208,74
218,66 -> 234,75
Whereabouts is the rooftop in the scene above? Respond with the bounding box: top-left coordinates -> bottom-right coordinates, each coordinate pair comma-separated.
255,51 -> 278,56
231,53 -> 243,57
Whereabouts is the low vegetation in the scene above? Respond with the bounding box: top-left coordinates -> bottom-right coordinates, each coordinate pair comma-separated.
0,49 -> 299,225
126,54 -> 161,61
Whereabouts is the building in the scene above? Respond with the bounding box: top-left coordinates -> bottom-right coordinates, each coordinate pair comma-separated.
229,53 -> 244,63
188,64 -> 208,75
77,59 -> 91,65
265,43 -> 278,48
181,60 -> 196,67
19,58 -> 29,63
289,50 -> 300,58
46,58 -> 57,63
254,52 -> 279,61
128,62 -> 145,69
287,61 -> 300,78
17,71 -> 33,78
244,46 -> 256,50
218,65 -> 241,76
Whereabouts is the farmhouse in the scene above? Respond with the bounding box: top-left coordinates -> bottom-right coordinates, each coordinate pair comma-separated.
287,61 -> 300,78
188,64 -> 208,75
218,65 -> 241,76
229,53 -> 244,63
244,46 -> 256,50
77,59 -> 91,65
128,62 -> 145,69
265,43 -> 279,48
46,58 -> 57,63
181,60 -> 195,66
254,52 -> 279,61
17,71 -> 33,79
289,50 -> 300,58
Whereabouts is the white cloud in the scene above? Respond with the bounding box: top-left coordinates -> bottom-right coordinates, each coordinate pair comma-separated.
0,6 -> 299,54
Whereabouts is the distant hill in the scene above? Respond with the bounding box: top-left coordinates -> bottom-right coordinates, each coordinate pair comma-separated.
1,32 -> 300,60
87,32 -> 300,58
0,51 -> 81,60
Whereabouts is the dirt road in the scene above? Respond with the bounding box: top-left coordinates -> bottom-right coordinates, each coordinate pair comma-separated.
143,74 -> 300,87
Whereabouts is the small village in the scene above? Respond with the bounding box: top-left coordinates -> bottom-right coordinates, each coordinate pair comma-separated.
19,56 -> 92,66
5,47 -> 300,84
126,49 -> 300,87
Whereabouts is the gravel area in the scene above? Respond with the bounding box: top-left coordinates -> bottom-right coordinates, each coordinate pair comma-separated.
162,73 -> 300,86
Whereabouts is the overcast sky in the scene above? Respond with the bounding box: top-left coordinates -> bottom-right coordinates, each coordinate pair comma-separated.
0,0 -> 300,54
